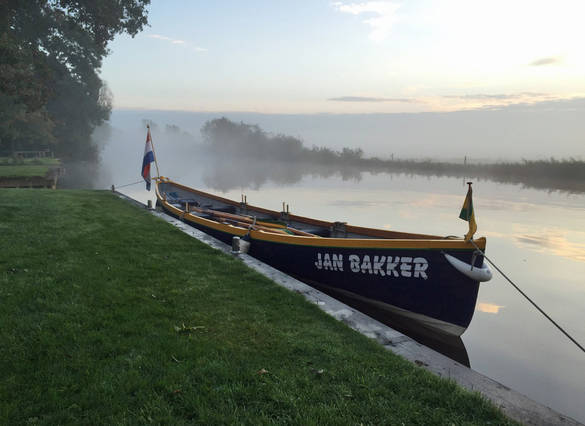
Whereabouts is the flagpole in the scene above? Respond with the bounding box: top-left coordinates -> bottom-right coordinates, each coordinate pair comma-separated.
147,124 -> 161,178
459,181 -> 477,242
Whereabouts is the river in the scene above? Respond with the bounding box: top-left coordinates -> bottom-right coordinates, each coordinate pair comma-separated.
120,168 -> 585,423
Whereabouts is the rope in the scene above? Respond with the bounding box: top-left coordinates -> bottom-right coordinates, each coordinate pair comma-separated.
470,239 -> 585,354
113,180 -> 143,189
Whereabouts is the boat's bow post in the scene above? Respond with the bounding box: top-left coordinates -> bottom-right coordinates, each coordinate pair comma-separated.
446,183 -> 493,281
470,249 -> 483,271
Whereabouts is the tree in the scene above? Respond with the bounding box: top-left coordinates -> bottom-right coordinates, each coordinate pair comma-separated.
0,29 -> 54,154
0,0 -> 150,159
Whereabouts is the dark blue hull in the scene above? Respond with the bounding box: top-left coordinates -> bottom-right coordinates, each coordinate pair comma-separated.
160,201 -> 481,335
249,240 -> 480,334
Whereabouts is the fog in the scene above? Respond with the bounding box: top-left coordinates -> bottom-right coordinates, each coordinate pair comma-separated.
94,116 -> 364,192
91,98 -> 585,192
106,97 -> 585,161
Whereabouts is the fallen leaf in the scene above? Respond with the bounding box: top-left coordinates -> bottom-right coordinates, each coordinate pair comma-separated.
174,323 -> 205,334
257,368 -> 269,375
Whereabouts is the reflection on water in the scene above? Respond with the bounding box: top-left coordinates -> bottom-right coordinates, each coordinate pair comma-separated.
120,169 -> 585,424
514,229 -> 585,263
201,158 -> 362,192
195,154 -> 585,195
328,200 -> 382,208
476,303 -> 505,314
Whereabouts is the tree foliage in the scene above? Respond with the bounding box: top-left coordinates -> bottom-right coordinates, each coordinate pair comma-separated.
202,117 -> 306,162
0,0 -> 150,160
201,117 -> 363,165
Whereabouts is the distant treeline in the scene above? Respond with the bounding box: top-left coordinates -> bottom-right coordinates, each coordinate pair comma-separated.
364,157 -> 585,193
194,117 -> 585,193
201,117 -> 365,164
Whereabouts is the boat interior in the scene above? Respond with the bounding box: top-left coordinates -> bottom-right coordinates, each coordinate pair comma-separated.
158,181 -> 443,240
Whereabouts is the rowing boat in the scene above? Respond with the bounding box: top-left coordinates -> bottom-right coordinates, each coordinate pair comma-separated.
155,177 -> 492,336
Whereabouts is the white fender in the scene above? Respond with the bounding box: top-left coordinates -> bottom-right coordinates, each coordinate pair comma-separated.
443,253 -> 492,282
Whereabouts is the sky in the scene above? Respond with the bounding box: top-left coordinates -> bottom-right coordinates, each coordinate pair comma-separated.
100,0 -> 585,114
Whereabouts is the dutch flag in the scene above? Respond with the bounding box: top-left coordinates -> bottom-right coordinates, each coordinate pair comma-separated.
141,126 -> 155,191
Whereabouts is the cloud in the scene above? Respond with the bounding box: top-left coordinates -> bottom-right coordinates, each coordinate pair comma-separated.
148,34 -> 173,41
529,56 -> 561,66
147,34 -> 206,52
436,92 -> 557,111
329,96 -> 414,102
514,229 -> 585,263
443,92 -> 548,101
333,1 -> 400,42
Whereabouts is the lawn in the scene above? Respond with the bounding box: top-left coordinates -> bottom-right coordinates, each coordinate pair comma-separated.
0,157 -> 61,178
0,189 -> 515,425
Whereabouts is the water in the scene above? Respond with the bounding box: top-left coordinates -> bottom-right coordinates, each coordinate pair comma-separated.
120,169 -> 585,423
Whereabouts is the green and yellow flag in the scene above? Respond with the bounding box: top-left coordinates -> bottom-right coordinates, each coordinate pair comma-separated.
459,182 -> 477,241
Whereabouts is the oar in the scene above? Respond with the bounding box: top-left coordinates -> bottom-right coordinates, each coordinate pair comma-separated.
229,220 -> 291,235
186,203 -> 320,237
225,218 -> 319,238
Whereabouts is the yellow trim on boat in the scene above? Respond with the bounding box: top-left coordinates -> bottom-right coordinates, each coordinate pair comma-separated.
159,200 -> 485,251
249,229 -> 485,249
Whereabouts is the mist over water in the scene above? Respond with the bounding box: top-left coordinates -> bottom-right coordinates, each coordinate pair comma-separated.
101,98 -> 585,164
91,108 -> 585,195
94,112 -> 367,191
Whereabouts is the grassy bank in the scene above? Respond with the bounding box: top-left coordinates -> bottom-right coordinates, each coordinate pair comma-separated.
0,189 -> 514,425
0,157 -> 61,178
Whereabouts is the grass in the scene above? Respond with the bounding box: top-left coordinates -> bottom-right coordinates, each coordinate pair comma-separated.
0,189 -> 516,425
0,165 -> 53,177
0,157 -> 61,178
